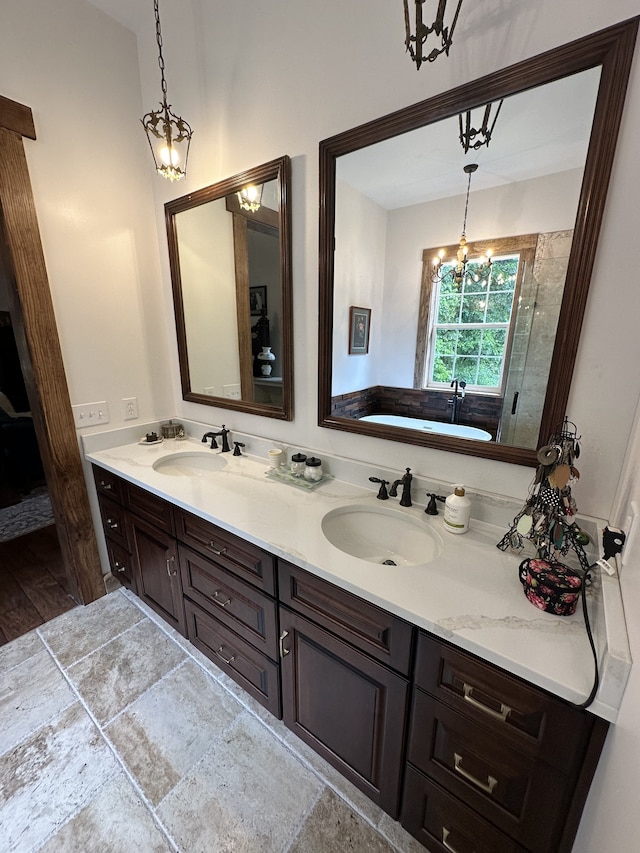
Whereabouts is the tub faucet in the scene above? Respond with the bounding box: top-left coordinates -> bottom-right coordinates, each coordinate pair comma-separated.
389,467 -> 413,507
448,379 -> 466,424
201,431 -> 218,449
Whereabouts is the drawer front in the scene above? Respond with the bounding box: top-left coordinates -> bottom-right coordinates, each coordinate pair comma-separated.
278,560 -> 413,675
179,545 -> 278,660
176,509 -> 276,595
408,688 -> 569,851
93,466 -> 126,503
184,599 -> 281,718
414,631 -> 591,769
126,481 -> 175,535
105,539 -> 136,592
401,766 -> 526,853
97,494 -> 130,550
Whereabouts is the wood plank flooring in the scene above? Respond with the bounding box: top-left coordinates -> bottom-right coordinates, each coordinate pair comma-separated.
0,525 -> 77,645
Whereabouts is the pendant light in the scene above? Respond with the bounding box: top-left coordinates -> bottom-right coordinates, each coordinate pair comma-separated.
141,0 -> 192,182
237,184 -> 264,212
403,0 -> 463,70
459,99 -> 504,154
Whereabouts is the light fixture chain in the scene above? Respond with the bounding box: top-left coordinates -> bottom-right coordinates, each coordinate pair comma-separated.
154,0 -> 168,102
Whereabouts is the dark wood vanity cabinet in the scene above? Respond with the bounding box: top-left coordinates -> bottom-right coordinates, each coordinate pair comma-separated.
278,560 -> 413,818
92,466 -> 609,849
400,632 -> 609,853
176,508 -> 281,717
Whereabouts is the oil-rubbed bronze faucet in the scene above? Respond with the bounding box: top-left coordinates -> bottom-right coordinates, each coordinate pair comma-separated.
389,467 -> 413,507
201,431 -> 218,449
202,425 -> 231,452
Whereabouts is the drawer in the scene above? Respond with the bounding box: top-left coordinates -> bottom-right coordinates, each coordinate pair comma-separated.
278,560 -> 413,675
105,539 -> 136,593
176,509 -> 276,595
97,494 -> 130,551
408,688 -> 571,851
184,598 -> 281,718
179,544 -> 278,660
126,481 -> 175,535
93,466 -> 126,503
401,766 -> 526,853
414,631 -> 592,770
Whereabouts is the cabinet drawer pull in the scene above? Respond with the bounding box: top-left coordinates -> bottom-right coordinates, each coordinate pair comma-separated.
212,591 -> 231,608
279,629 -> 290,657
463,683 -> 511,723
215,645 -> 236,665
113,560 -> 126,573
100,480 -> 113,490
106,518 -> 119,530
166,556 -> 177,577
208,541 -> 227,556
441,828 -> 463,853
453,752 -> 497,795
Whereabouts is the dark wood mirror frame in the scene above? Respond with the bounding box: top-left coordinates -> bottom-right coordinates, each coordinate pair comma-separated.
166,155 -> 293,420
318,19 -> 638,466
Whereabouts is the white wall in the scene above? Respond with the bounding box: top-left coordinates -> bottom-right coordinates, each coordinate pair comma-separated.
2,1 -> 640,849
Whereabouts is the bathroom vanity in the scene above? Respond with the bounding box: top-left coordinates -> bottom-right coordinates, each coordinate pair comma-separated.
86,433 -> 629,853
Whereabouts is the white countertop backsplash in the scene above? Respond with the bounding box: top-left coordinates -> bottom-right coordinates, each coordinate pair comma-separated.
83,418 -> 631,722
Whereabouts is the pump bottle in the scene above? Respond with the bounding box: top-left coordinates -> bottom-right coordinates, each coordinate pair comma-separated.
443,485 -> 471,534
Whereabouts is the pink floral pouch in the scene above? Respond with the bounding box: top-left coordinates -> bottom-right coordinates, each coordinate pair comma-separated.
518,557 -> 583,616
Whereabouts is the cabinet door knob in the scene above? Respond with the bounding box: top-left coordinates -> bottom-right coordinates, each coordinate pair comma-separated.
166,556 -> 177,577
208,541 -> 227,556
279,629 -> 290,658
441,828 -> 460,853
463,683 -> 511,723
215,645 -> 236,665
453,752 -> 497,795
212,591 -> 231,608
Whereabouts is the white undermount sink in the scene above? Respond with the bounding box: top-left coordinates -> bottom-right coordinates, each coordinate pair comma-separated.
152,451 -> 228,477
321,504 -> 443,566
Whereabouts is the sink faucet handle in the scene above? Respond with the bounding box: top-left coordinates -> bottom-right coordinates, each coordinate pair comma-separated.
425,492 -> 446,515
233,441 -> 245,456
369,476 -> 390,500
201,431 -> 218,449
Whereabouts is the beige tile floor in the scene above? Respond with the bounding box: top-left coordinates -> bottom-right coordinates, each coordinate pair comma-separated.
0,588 -> 425,852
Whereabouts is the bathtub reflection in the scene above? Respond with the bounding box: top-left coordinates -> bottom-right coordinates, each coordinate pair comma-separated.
359,414 -> 493,441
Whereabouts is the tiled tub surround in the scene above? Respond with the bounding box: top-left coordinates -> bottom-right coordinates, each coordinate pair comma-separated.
83,424 -> 630,722
0,589 -> 419,852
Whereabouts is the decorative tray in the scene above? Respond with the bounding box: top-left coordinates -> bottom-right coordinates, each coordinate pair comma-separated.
266,466 -> 332,490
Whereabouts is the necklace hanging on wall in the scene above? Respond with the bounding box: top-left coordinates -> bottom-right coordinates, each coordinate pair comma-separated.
497,418 -> 590,571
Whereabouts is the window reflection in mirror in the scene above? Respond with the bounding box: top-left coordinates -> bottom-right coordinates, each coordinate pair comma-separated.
319,20 -> 639,466
166,156 -> 293,420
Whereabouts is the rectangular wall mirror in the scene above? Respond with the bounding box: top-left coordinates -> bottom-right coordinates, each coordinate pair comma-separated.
318,20 -> 638,466
166,155 -> 293,420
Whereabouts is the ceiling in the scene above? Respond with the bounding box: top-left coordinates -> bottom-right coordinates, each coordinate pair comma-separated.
86,0 -> 148,35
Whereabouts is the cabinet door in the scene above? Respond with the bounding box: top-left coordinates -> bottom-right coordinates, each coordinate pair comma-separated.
279,606 -> 408,818
105,538 -> 137,594
128,513 -> 185,636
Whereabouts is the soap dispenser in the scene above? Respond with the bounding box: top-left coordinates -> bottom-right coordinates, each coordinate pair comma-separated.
443,485 -> 471,534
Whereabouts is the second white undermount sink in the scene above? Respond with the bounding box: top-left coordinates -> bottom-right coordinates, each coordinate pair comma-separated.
152,451 -> 227,477
321,504 -> 443,567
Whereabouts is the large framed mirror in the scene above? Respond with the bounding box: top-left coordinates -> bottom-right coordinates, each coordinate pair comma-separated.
319,20 -> 638,465
166,155 -> 293,419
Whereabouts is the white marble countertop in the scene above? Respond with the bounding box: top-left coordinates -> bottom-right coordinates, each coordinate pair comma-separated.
84,433 -> 631,722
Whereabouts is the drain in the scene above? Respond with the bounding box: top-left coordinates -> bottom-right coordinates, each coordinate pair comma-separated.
382,559 -> 397,566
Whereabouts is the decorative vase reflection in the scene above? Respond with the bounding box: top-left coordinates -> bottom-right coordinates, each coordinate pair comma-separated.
258,346 -> 275,376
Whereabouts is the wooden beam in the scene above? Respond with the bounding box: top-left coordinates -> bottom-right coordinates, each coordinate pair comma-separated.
0,126 -> 104,605
0,95 -> 36,139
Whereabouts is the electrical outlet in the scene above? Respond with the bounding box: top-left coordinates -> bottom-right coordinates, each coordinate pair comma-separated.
223,383 -> 241,400
72,401 -> 110,428
204,386 -> 216,396
123,397 -> 138,420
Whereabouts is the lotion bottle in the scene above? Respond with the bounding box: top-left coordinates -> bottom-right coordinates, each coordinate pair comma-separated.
443,485 -> 471,534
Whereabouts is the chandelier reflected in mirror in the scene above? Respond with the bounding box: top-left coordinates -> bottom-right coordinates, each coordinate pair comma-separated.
141,0 -> 193,181
237,184 -> 263,212
403,0 -> 463,70
432,164 -> 493,286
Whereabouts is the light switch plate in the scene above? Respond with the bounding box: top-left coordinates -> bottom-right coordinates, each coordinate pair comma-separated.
72,401 -> 109,428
